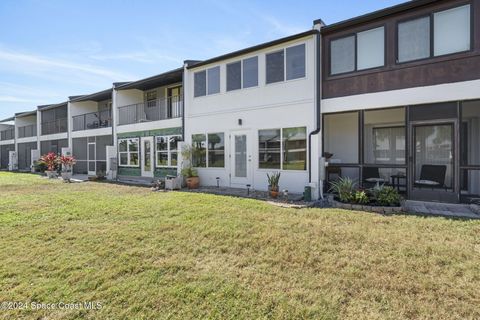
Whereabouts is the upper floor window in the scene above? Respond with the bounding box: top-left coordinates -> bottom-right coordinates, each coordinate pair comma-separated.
146,90 -> 157,108
194,66 -> 220,97
266,43 -> 306,84
226,56 -> 259,91
398,4 -> 471,63
330,26 -> 385,75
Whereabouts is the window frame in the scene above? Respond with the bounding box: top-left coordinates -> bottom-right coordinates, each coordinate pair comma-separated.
265,43 -> 307,85
118,138 -> 140,168
329,25 -> 386,76
395,3 -> 473,64
258,126 -> 308,171
191,132 -> 225,168
155,135 -> 181,168
226,56 -> 259,92
193,66 -> 221,98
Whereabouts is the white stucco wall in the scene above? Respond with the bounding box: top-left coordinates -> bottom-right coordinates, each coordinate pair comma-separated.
184,34 -> 320,195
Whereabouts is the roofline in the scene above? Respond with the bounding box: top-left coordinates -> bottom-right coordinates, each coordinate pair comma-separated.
15,110 -> 37,118
69,88 -> 112,102
37,101 -> 68,110
0,116 -> 15,123
115,67 -> 184,90
187,29 -> 319,69
320,0 -> 439,33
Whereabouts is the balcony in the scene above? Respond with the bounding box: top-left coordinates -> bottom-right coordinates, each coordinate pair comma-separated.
41,118 -> 68,135
0,128 -> 14,141
118,95 -> 182,126
18,124 -> 37,138
72,110 -> 112,131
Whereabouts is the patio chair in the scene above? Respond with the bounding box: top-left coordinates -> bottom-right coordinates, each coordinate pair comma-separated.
362,167 -> 385,188
414,165 -> 447,190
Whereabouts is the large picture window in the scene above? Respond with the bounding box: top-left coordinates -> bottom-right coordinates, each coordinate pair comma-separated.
118,138 -> 139,167
192,133 -> 225,168
156,135 -> 181,167
227,56 -> 258,91
330,26 -> 384,75
397,4 -> 471,63
266,44 -> 305,84
259,127 -> 306,170
194,66 -> 220,97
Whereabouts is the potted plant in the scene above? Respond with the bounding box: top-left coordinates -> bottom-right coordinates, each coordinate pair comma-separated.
40,152 -> 59,179
181,167 -> 199,189
181,144 -> 200,189
59,155 -> 76,182
267,172 -> 281,198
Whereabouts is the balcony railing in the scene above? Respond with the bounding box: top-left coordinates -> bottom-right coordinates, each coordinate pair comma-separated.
0,128 -> 14,141
41,118 -> 68,135
18,124 -> 37,138
72,110 -> 112,131
118,95 -> 182,126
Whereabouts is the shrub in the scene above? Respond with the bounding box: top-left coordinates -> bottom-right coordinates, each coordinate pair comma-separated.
329,177 -> 357,203
354,190 -> 369,204
372,185 -> 401,206
33,160 -> 48,173
181,167 -> 198,178
267,172 -> 281,192
39,152 -> 60,172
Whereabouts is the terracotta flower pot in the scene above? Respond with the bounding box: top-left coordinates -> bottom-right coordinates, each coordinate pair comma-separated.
186,176 -> 200,189
270,190 -> 279,199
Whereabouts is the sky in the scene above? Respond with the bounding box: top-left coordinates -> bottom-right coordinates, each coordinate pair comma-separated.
0,0 -> 404,120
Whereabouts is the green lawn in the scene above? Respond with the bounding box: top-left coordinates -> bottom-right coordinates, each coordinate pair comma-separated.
0,172 -> 479,320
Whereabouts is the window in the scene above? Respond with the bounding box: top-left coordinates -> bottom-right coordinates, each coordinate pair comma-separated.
192,133 -> 225,168
364,108 -> 406,165
259,129 -> 281,169
398,5 -> 471,63
286,44 -> 306,80
118,138 -> 139,167
266,50 -> 284,84
330,27 -> 384,75
357,27 -> 385,70
146,90 -> 157,108
194,71 -> 206,97
434,5 -> 471,56
282,127 -> 307,170
266,44 -> 306,84
207,133 -> 225,167
227,61 -> 241,91
156,135 -> 180,167
207,66 -> 220,95
192,134 -> 206,167
194,66 -> 220,97
227,56 -> 259,91
398,17 -> 431,62
259,127 -> 306,170
243,56 -> 258,88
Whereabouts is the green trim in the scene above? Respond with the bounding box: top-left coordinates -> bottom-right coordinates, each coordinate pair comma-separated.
118,167 -> 141,177
154,167 -> 178,178
117,127 -> 182,139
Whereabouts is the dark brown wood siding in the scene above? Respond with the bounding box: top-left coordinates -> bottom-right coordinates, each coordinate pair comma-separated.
322,0 -> 480,99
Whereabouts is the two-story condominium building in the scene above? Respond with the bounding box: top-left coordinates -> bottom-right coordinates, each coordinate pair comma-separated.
69,89 -> 114,176
113,67 -> 185,180
320,0 -> 480,204
183,27 -> 322,195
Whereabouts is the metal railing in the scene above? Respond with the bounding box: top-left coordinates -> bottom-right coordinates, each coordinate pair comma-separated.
0,128 -> 14,141
41,118 -> 68,135
18,124 -> 37,138
72,110 -> 112,131
118,95 -> 182,126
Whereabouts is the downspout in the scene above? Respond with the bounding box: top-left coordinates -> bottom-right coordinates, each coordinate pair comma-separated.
308,21 -> 324,182
181,63 -> 187,142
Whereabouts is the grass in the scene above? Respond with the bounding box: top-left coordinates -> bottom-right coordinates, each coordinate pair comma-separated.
0,172 -> 479,319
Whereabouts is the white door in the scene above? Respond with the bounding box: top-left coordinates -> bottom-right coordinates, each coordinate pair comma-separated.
230,131 -> 252,186
87,142 -> 96,176
141,136 -> 154,177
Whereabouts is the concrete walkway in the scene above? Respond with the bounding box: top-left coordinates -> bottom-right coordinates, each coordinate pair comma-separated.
404,200 -> 480,219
